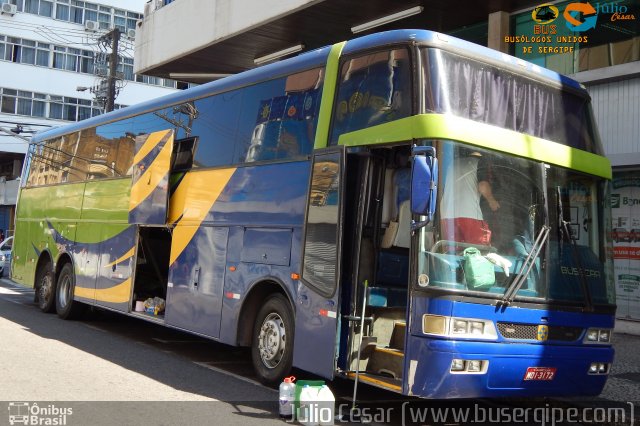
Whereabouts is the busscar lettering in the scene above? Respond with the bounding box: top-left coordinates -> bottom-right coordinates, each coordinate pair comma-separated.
561,266 -> 601,278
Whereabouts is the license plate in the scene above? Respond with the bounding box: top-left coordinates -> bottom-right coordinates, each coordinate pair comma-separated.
524,367 -> 556,381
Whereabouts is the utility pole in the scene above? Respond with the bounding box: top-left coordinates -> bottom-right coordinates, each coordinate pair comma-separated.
101,28 -> 121,113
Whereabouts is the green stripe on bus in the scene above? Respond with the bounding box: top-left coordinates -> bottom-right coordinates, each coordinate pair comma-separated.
314,41 -> 346,150
337,114 -> 612,179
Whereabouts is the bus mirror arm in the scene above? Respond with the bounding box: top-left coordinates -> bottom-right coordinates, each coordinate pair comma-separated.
411,218 -> 431,234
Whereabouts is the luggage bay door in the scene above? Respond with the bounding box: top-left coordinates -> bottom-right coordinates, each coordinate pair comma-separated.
294,147 -> 345,379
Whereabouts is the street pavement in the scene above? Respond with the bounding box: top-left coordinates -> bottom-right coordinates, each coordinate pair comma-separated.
1,277 -> 639,426
0,279 -> 282,425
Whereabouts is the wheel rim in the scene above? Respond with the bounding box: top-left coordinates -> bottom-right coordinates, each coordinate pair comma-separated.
58,274 -> 71,309
258,312 -> 286,369
39,273 -> 52,307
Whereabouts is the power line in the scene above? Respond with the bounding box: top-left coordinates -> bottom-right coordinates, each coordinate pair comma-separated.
0,120 -> 53,127
0,126 -> 31,142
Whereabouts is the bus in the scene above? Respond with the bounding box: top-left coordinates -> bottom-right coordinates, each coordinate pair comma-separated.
12,30 -> 615,398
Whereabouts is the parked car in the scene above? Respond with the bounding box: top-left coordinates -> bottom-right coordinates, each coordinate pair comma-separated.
0,236 -> 13,278
612,227 -> 631,243
630,229 -> 640,242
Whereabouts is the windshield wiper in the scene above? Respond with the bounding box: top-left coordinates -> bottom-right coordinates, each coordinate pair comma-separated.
500,225 -> 550,306
557,187 -> 594,312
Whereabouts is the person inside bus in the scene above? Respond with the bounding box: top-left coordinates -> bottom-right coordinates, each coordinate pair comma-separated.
440,149 -> 500,246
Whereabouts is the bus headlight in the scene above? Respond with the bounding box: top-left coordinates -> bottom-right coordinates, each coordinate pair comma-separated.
451,359 -> 465,372
452,320 -> 468,334
469,321 -> 485,335
450,358 -> 488,374
467,360 -> 482,372
588,362 -> 610,375
584,328 -> 612,344
423,315 -> 497,340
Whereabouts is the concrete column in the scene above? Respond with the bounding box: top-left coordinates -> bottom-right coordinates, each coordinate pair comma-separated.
12,159 -> 21,179
488,11 -> 510,53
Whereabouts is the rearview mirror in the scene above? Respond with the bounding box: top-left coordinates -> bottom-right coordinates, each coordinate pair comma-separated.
411,146 -> 438,222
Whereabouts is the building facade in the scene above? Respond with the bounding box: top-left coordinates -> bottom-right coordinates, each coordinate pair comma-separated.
0,0 -> 182,236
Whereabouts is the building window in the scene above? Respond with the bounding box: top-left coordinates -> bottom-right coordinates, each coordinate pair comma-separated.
1,89 -> 17,114
0,87 -> 124,121
0,30 -> 180,89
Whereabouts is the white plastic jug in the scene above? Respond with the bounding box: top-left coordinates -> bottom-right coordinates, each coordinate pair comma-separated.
279,376 -> 296,418
298,385 -> 319,426
316,385 -> 335,426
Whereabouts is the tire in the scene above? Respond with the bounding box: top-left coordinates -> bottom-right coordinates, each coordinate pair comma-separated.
35,260 -> 55,313
55,262 -> 86,320
251,294 -> 294,386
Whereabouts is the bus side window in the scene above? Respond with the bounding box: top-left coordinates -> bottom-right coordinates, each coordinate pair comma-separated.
330,48 -> 412,145
171,137 -> 198,171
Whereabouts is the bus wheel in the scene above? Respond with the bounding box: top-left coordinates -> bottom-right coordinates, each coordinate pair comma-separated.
35,261 -> 55,313
55,263 -> 85,320
251,294 -> 294,385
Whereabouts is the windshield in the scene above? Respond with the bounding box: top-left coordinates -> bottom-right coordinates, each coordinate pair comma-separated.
417,140 -> 615,307
546,166 -> 615,306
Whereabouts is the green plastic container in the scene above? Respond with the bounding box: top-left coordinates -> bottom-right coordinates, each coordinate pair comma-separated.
463,247 -> 495,290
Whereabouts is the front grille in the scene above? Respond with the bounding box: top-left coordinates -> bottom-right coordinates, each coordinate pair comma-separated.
497,322 -> 582,341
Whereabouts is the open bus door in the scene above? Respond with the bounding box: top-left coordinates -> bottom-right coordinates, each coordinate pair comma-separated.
294,147 -> 345,379
126,129 -> 174,319
128,129 -> 174,225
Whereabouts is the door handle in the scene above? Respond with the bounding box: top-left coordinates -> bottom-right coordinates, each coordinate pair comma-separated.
192,266 -> 200,291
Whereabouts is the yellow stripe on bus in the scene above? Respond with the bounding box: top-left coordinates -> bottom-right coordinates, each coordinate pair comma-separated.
74,285 -> 94,301
103,247 -> 135,268
169,168 -> 236,265
129,140 -> 173,212
345,372 -> 402,391
132,129 -> 171,165
75,278 -> 131,304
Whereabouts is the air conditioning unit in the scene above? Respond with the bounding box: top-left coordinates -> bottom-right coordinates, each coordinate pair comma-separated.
1,3 -> 17,15
126,29 -> 136,39
84,20 -> 99,31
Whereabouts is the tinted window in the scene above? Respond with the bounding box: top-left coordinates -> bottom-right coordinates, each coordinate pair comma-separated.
171,137 -> 197,171
191,92 -> 242,167
302,151 -> 342,297
27,135 -> 82,186
25,66 -> 326,186
236,67 -> 323,163
77,126 -> 135,180
331,48 -> 412,144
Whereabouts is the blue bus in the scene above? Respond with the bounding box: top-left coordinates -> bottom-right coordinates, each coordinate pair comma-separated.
12,30 -> 615,398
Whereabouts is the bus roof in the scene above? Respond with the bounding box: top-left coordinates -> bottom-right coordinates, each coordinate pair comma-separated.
32,29 -> 587,143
